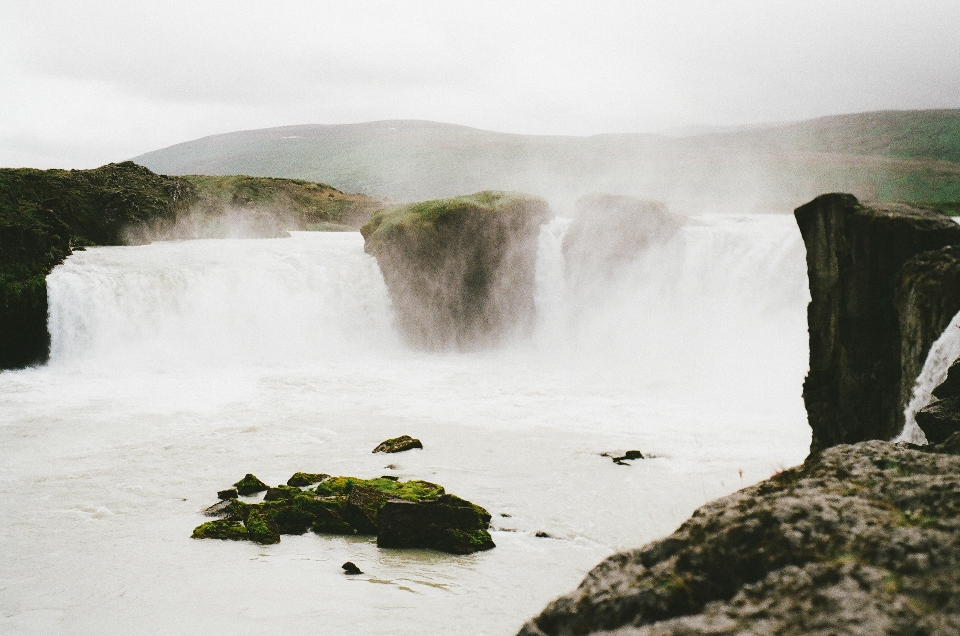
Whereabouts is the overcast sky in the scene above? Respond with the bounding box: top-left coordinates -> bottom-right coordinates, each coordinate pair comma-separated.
2,0 -> 959,169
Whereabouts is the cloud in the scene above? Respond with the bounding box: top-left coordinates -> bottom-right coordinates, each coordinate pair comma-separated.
2,0 -> 959,168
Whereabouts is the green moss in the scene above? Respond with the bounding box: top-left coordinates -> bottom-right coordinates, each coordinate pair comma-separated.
233,474 -> 269,496
314,476 -> 444,502
286,472 -> 329,487
245,508 -> 281,544
191,520 -> 248,541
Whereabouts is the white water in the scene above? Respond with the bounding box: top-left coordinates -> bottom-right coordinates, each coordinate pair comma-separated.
0,218 -> 811,635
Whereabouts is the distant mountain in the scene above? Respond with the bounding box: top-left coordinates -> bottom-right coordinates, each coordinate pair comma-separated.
132,111 -> 960,214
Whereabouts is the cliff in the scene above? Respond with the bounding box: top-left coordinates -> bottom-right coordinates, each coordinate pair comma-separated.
794,194 -> 960,452
361,191 -> 550,350
0,162 -> 190,368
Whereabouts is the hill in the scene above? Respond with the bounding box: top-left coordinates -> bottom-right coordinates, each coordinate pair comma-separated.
132,111 -> 960,214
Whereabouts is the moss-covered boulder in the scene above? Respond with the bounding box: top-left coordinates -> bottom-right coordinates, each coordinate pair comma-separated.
286,472 -> 329,487
192,473 -> 492,554
191,520 -> 248,541
361,191 -> 550,350
233,474 -> 269,496
377,494 -> 495,554
372,435 -> 423,453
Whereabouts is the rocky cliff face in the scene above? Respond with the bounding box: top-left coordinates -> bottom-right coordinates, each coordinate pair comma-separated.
794,193 -> 960,453
361,191 -> 550,350
0,162 -> 191,369
517,436 -> 960,636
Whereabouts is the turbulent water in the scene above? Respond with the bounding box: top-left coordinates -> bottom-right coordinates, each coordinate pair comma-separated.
0,217 -> 811,635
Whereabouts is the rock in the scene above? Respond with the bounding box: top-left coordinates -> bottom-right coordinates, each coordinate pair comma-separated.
340,485 -> 389,535
377,494 -> 495,554
361,191 -> 550,350
286,472 -> 329,487
244,508 -> 281,545
916,396 -> 960,444
895,244 -> 960,411
263,485 -> 304,501
217,488 -> 238,500
342,562 -> 363,575
373,435 -> 423,453
933,359 -> 960,399
233,474 -> 269,496
517,440 -> 960,635
191,520 -> 248,541
794,193 -> 960,452
202,499 -> 236,517
535,531 -> 551,538
562,195 -> 683,284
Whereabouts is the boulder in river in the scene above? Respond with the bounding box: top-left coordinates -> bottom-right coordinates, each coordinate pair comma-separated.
361,191 -> 550,350
233,473 -> 269,496
377,494 -> 495,554
286,472 -> 330,487
373,435 -> 423,453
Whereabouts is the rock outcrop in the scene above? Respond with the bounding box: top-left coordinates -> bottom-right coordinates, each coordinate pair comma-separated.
517,436 -> 960,635
193,473 -> 495,554
372,435 -> 423,453
361,191 -> 550,350
795,193 -> 960,452
562,194 -> 683,284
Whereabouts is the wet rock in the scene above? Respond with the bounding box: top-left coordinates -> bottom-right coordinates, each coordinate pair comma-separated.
203,499 -> 236,517
244,508 -> 281,545
377,494 -> 495,554
263,485 -> 303,501
373,435 -> 423,453
286,472 -> 330,487
535,531 -> 552,538
795,193 -> 960,452
933,358 -> 960,399
341,485 -> 389,535
380,475 -> 399,481
233,473 -> 269,496
191,520 -> 248,541
361,191 -> 550,350
516,440 -> 960,635
342,562 -> 362,575
217,488 -> 238,500
916,396 -> 960,444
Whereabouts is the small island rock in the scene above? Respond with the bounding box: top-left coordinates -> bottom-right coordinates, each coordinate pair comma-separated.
233,474 -> 269,496
373,435 -> 423,454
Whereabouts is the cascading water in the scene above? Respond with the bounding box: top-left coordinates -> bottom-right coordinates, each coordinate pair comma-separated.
0,217 -> 811,636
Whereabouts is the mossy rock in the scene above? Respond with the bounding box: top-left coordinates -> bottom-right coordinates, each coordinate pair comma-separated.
191,520 -> 248,541
314,476 -> 444,502
263,484 -> 304,501
361,191 -> 550,350
286,472 -> 330,487
245,508 -> 281,544
377,494 -> 495,554
233,474 -> 269,496
373,435 -> 423,453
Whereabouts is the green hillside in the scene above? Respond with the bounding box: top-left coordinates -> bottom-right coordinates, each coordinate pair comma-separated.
132,111 -> 960,214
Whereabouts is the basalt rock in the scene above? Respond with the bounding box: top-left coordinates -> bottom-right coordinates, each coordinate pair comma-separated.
373,435 -> 423,453
377,494 -> 495,554
361,191 -> 550,350
517,438 -> 960,635
562,195 -> 683,285
795,193 -> 960,452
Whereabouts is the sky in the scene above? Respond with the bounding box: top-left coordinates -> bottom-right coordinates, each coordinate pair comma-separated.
2,0 -> 959,169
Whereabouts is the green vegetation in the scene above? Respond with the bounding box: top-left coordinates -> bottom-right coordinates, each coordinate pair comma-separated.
193,473 -> 493,554
285,472 -> 329,487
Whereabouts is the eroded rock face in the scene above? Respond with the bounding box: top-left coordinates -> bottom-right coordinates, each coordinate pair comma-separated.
361,191 -> 550,350
517,438 -> 960,636
562,194 -> 683,285
794,193 -> 960,452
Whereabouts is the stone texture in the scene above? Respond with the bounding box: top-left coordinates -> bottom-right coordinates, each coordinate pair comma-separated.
377,494 -> 495,554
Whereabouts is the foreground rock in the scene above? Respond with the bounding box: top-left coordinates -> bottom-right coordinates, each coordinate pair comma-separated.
361,191 -> 550,350
193,473 -> 495,553
795,193 -> 960,452
518,437 -> 960,635
373,435 -> 423,453
562,194 -> 683,285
